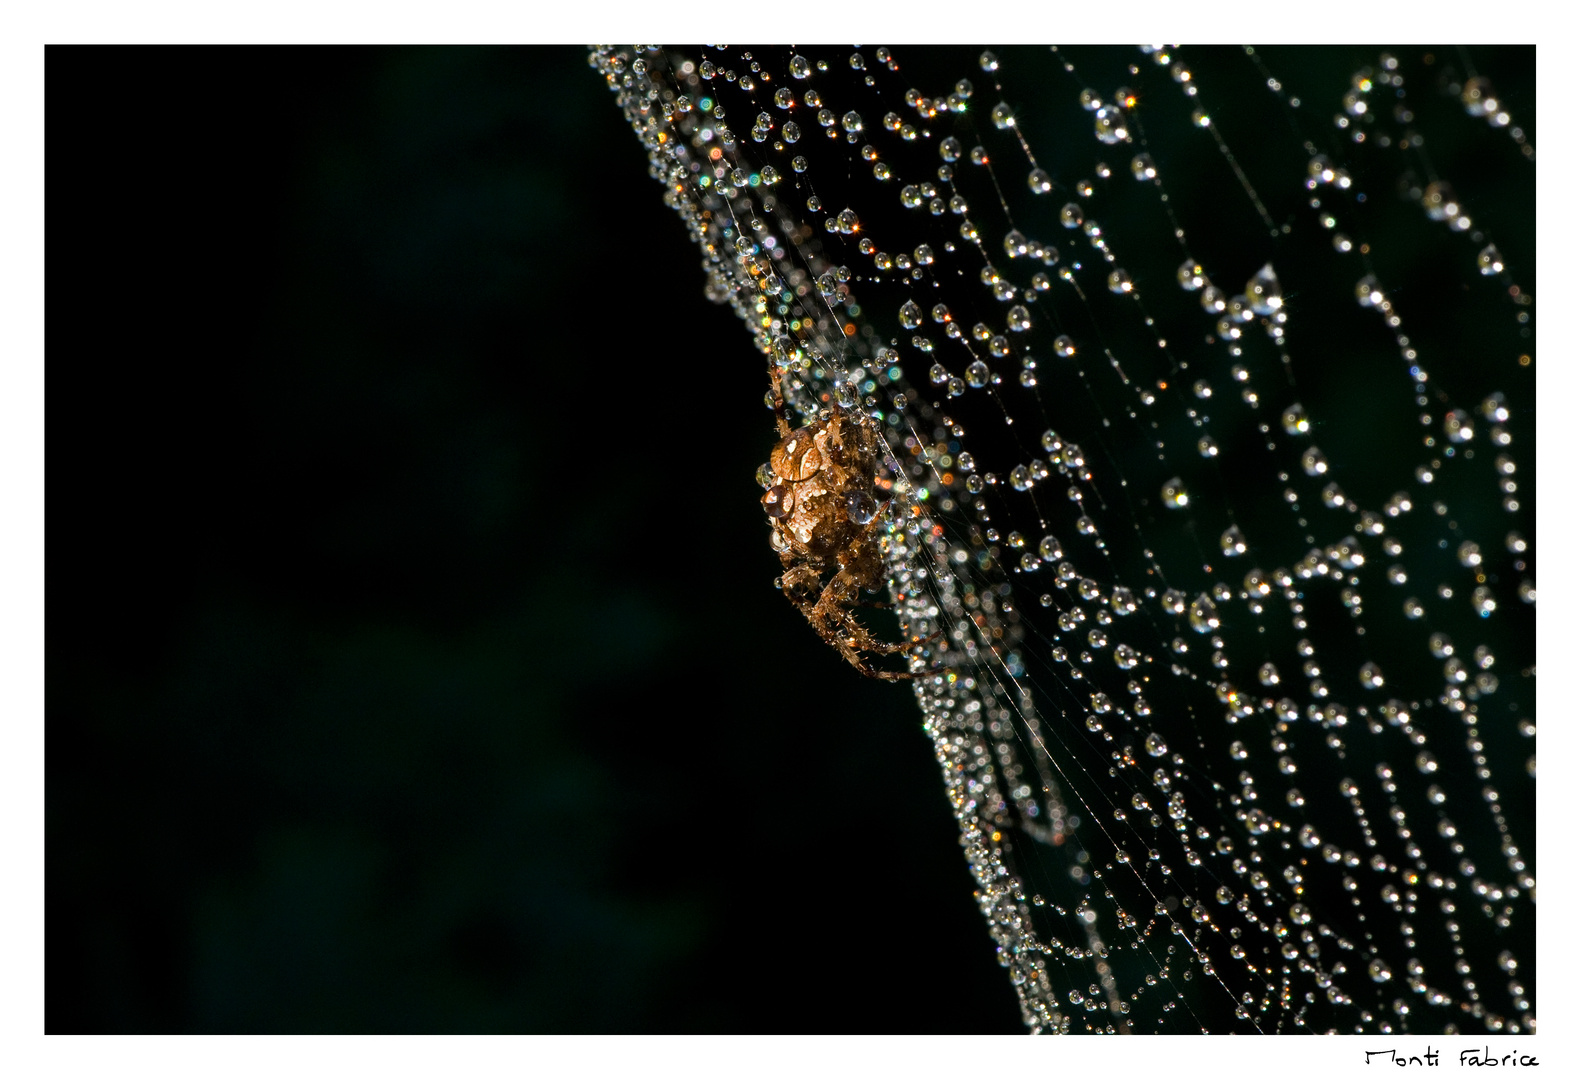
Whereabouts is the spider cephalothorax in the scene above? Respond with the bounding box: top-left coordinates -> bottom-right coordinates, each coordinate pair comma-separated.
761,363 -> 933,680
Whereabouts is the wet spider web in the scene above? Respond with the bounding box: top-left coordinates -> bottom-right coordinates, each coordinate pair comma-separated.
593,45 -> 1535,1034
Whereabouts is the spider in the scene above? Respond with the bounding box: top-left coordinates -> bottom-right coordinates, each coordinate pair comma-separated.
760,360 -> 936,681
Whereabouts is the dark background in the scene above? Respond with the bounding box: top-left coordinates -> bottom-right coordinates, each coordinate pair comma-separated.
46,46 -> 1533,1033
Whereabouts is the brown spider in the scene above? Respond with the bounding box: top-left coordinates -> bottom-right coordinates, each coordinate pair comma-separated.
761,360 -> 935,681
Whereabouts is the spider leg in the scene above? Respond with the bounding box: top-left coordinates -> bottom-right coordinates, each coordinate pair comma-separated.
810,571 -> 951,683
767,355 -> 794,440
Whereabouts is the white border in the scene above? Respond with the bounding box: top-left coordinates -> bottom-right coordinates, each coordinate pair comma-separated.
5,4 -> 1569,1075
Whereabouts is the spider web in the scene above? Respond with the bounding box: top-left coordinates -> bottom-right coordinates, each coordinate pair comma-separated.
592,44 -> 1535,1034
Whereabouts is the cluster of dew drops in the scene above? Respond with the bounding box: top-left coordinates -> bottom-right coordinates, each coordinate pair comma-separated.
592,45 -> 1533,1035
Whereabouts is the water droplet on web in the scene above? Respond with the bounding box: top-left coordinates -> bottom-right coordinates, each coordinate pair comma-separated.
1472,586 -> 1497,617
1245,263 -> 1283,315
1444,409 -> 1476,444
1094,105 -> 1130,144
1161,478 -> 1189,508
1422,180 -> 1461,223
1189,593 -> 1220,632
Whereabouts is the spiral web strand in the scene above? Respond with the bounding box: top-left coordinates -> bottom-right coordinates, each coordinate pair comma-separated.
592,45 -> 1534,1034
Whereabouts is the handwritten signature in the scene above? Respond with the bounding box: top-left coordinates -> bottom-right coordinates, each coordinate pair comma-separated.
1364,1048 -> 1538,1067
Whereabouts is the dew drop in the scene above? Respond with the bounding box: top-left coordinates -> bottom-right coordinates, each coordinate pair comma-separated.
1245,263 -> 1283,315
1094,105 -> 1130,144
1189,594 -> 1220,633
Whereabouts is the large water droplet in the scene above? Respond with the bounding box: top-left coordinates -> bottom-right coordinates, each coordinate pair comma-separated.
1094,104 -> 1130,144
1245,263 -> 1283,315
